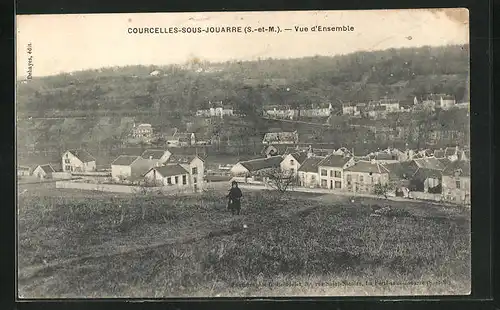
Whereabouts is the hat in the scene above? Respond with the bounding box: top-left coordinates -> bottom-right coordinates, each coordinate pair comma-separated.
231,180 -> 238,185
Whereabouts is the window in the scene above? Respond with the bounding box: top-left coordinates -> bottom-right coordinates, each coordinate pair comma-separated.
321,179 -> 327,188
167,177 -> 172,185
334,171 -> 341,178
290,159 -> 295,165
321,169 -> 327,176
329,170 -> 334,177
175,176 -> 179,184
456,180 -> 461,189
346,174 -> 352,185
65,165 -> 70,171
335,181 -> 342,189
193,177 -> 197,184
192,167 -> 198,174
182,175 -> 187,185
360,175 -> 364,182
64,159 -> 70,164
290,168 -> 295,174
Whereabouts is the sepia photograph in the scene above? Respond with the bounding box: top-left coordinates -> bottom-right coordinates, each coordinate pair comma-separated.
16,9 -> 471,298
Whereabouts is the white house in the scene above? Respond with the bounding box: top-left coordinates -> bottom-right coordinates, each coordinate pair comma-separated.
343,161 -> 391,194
299,103 -> 332,117
166,133 -> 196,147
62,149 -> 96,173
379,98 -> 400,112
317,155 -> 355,190
262,131 -> 299,145
33,164 -> 55,179
17,166 -> 31,177
297,156 -> 325,188
196,101 -> 234,118
280,152 -> 308,176
342,103 -> 359,116
144,164 -> 190,189
166,154 -> 205,191
110,155 -> 153,181
132,123 -> 154,142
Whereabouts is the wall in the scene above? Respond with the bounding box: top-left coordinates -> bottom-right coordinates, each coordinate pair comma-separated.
111,165 -> 132,180
298,171 -> 319,188
280,154 -> 300,176
344,172 -> 389,193
56,180 -> 194,194
230,163 -> 249,176
409,191 -> 442,202
442,175 -> 470,204
52,172 -> 72,179
318,166 -> 345,189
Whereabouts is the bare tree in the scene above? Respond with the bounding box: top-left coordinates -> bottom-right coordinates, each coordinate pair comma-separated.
260,168 -> 298,194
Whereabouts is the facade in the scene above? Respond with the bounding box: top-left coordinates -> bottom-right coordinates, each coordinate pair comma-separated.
144,164 -> 190,189
297,156 -> 324,188
33,164 -> 55,179
264,106 -> 298,120
367,106 -> 388,119
62,149 -> 96,173
441,160 -> 470,204
379,98 -> 400,112
343,161 -> 390,194
298,103 -> 332,117
167,154 -> 205,191
317,155 -> 355,190
280,152 -> 308,176
405,158 -> 446,193
196,101 -> 234,118
262,131 -> 299,145
342,103 -> 360,116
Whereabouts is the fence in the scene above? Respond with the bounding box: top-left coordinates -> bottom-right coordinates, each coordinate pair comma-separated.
408,191 -> 442,202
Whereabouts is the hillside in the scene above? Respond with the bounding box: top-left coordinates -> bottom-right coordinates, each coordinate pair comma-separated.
16,44 -> 469,159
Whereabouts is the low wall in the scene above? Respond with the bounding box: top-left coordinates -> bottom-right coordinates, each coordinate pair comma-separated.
52,172 -> 72,179
408,191 -> 442,202
56,180 -> 194,195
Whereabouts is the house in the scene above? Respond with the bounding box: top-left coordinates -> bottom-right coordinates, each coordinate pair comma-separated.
230,156 -> 283,177
297,156 -> 325,188
441,160 -> 470,204
132,123 -> 154,142
379,98 -> 400,112
141,149 -> 171,166
404,158 -> 447,193
459,149 -> 470,161
342,103 -> 360,116
62,149 -> 96,173
300,103 -> 332,117
196,101 -> 234,118
149,70 -> 162,76
367,105 -> 388,119
167,154 -> 205,191
264,105 -> 298,120
166,132 -> 196,147
343,161 -> 390,194
33,164 -> 55,179
144,164 -> 190,188
317,155 -> 355,190
280,152 -> 308,176
384,162 -> 413,197
425,94 -> 456,110
17,165 -> 31,177
444,146 -> 460,161
111,155 -> 153,182
262,131 -> 299,145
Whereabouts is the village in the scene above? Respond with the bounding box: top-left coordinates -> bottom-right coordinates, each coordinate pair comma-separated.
17,93 -> 470,205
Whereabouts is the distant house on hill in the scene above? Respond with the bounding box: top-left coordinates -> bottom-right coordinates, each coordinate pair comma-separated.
317,154 -> 355,190
132,123 -> 154,143
166,132 -> 196,147
343,161 -> 390,194
196,101 -> 234,118
299,103 -> 332,117
62,149 -> 96,173
441,160 -> 470,204
33,164 -> 55,179
379,98 -> 400,112
264,105 -> 298,120
230,156 -> 283,177
144,164 -> 190,189
342,103 -> 360,116
262,131 -> 299,145
297,156 -> 325,188
149,70 -> 162,76
280,152 -> 308,176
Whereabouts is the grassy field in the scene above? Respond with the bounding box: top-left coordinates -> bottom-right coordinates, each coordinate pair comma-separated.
17,185 -> 471,298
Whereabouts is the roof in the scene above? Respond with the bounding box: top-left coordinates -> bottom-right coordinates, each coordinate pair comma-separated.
141,149 -> 168,160
167,154 -> 203,164
67,149 -> 95,163
175,133 -> 194,139
36,164 -> 55,174
238,156 -> 283,172
318,154 -> 352,168
413,158 -> 446,170
137,123 -> 152,128
288,152 -> 308,164
442,160 -> 470,177
344,161 -> 390,174
437,158 -> 452,167
385,162 -> 417,179
390,81 -> 410,88
18,165 -> 30,170
111,155 -> 141,166
371,152 -> 397,160
263,132 -> 298,143
284,146 -> 309,154
151,164 -> 188,178
298,157 -> 325,173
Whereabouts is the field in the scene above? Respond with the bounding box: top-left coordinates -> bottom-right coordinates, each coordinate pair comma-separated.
17,184 -> 471,298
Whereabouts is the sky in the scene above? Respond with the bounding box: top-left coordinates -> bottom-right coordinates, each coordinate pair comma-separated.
16,9 -> 469,78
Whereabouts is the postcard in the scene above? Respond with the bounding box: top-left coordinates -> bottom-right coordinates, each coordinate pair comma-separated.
16,9 -> 470,298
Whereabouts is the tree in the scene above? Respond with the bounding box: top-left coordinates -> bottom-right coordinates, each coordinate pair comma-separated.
260,168 -> 298,194
373,182 -> 394,199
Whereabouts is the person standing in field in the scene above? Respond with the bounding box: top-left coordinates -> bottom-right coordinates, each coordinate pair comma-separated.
227,181 -> 243,215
